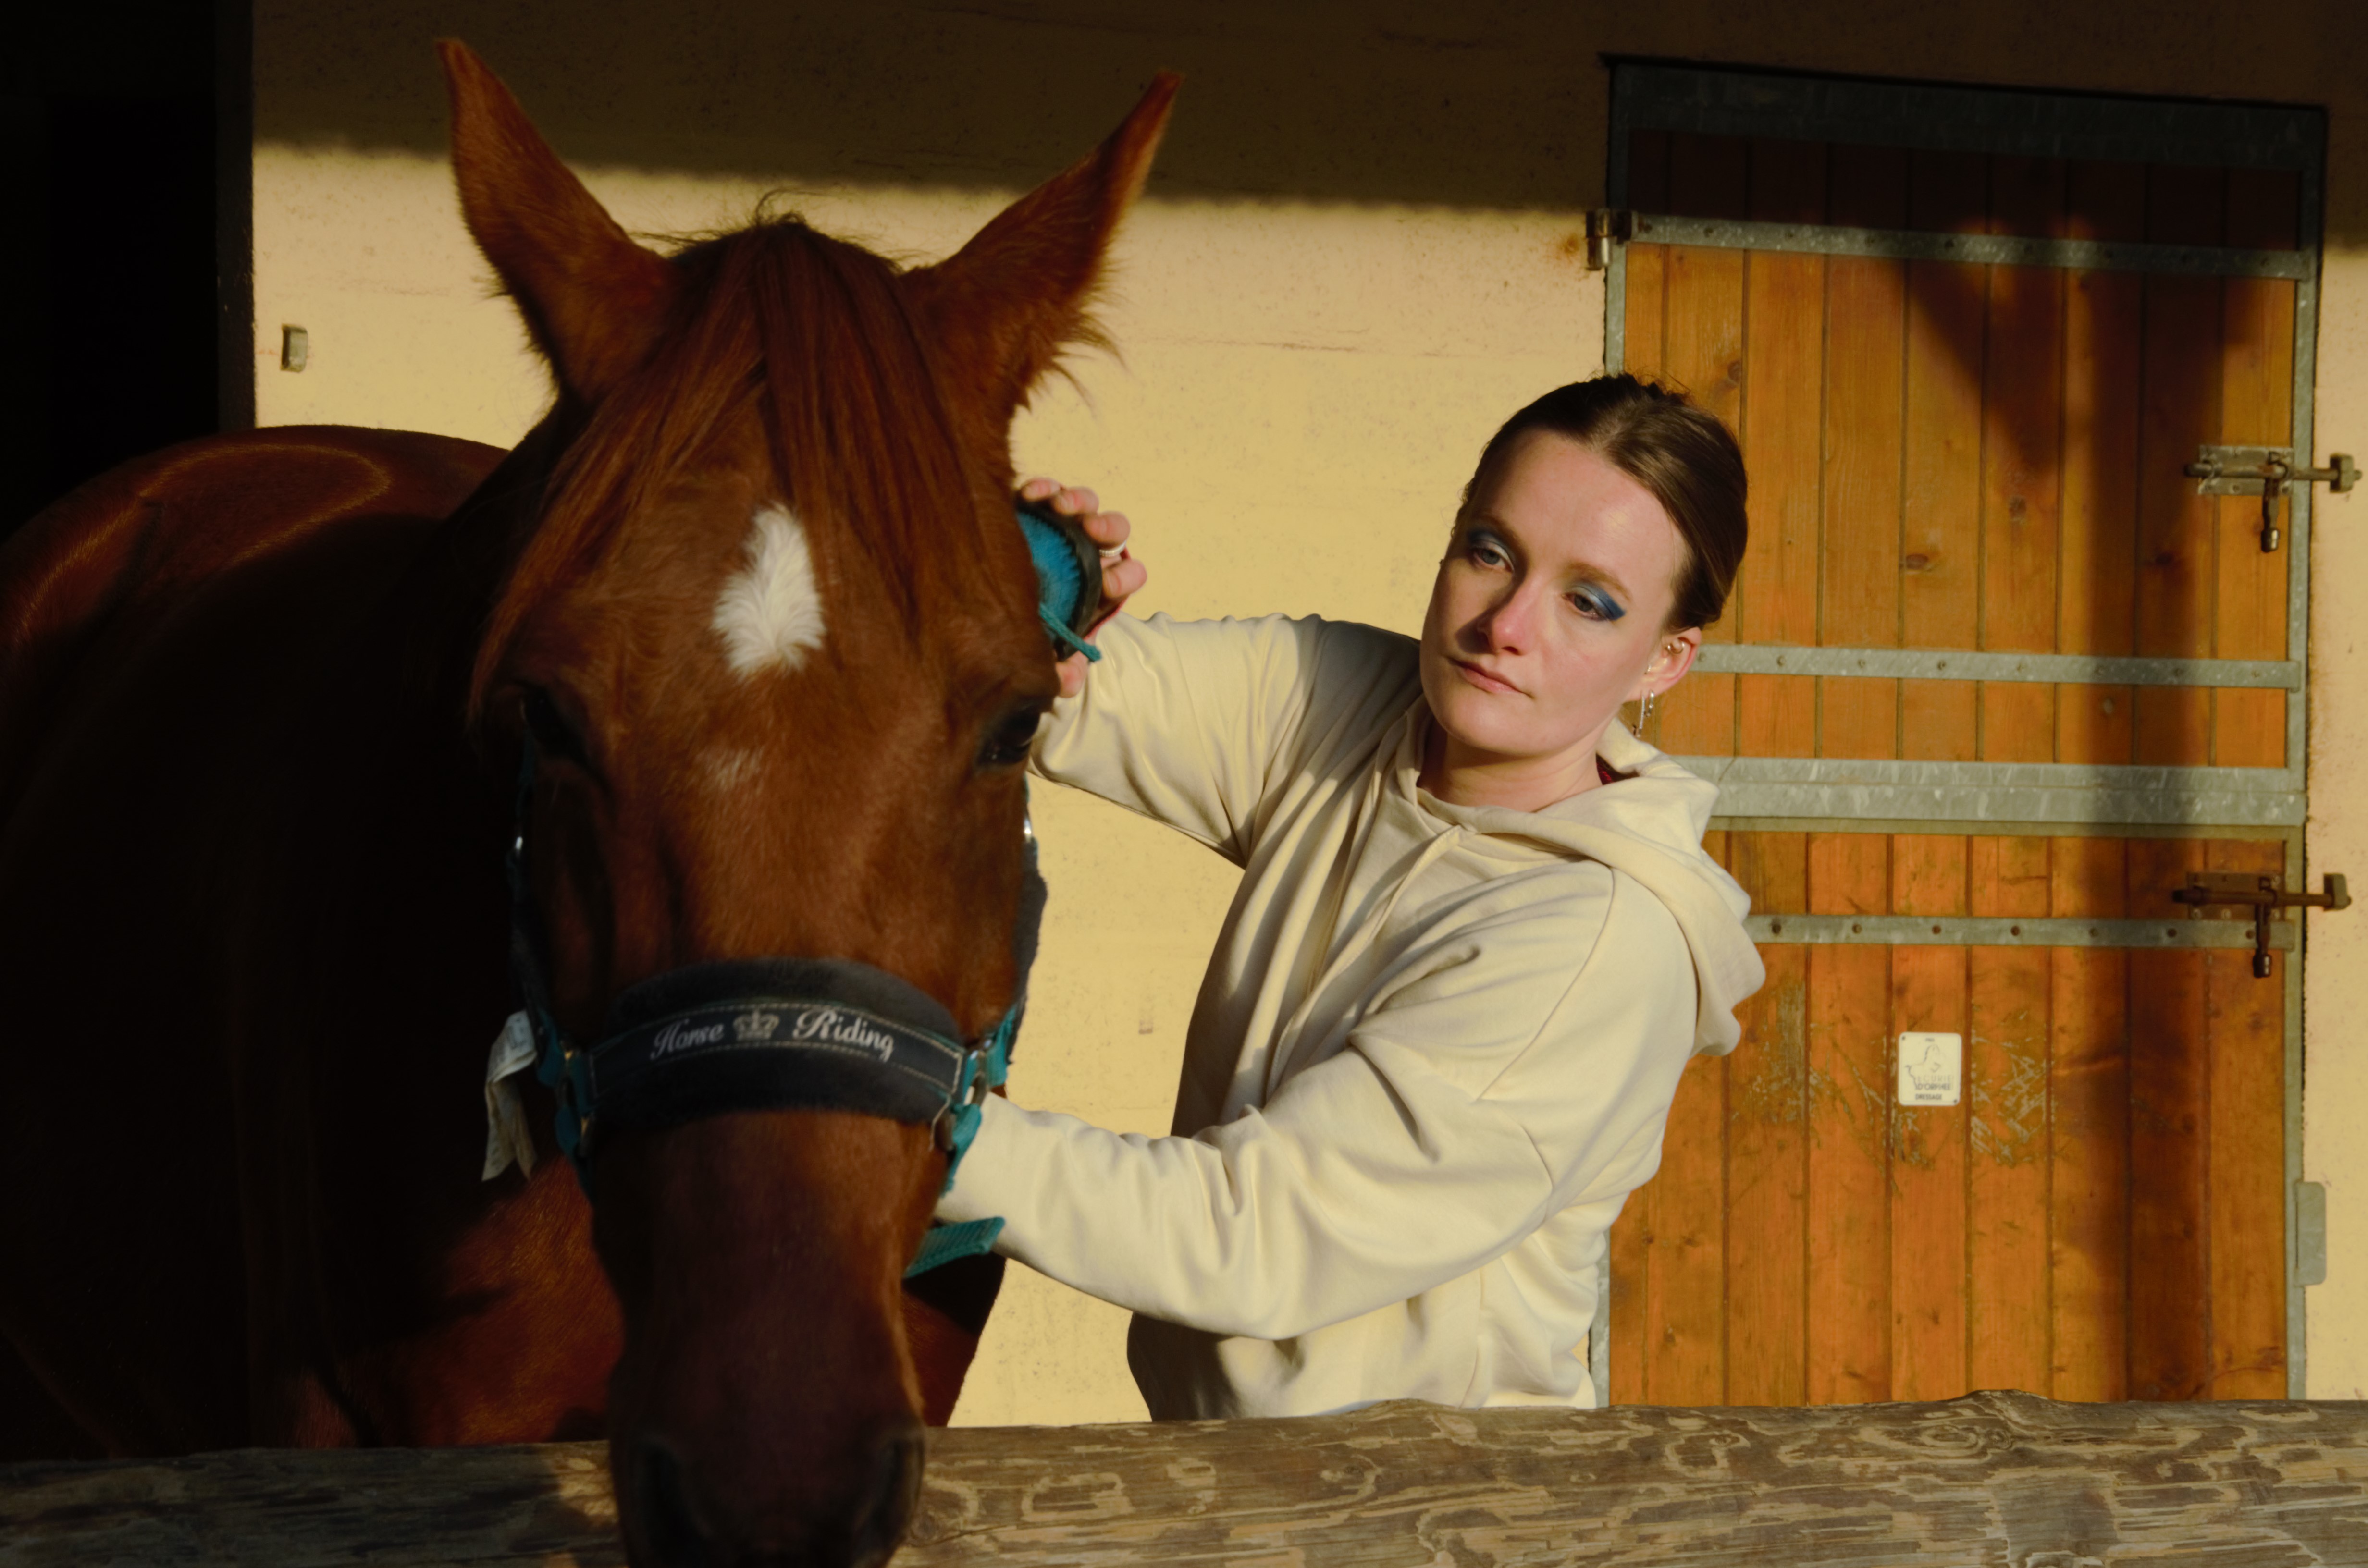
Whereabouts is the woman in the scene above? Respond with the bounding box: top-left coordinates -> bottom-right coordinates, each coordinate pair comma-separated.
944,374 -> 1765,1417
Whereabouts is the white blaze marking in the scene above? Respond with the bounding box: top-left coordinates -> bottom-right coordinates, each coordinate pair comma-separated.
712,504 -> 826,676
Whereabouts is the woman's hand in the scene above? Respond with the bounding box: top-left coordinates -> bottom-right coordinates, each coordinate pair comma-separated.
1020,478 -> 1146,698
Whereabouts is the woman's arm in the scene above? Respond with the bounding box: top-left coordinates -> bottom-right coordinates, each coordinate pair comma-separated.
1018,481 -> 1421,861
1032,612 -> 1374,862
939,874 -> 1698,1338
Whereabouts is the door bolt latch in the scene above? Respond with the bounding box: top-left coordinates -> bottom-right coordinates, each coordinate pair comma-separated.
2185,445 -> 2358,553
2171,870 -> 2350,978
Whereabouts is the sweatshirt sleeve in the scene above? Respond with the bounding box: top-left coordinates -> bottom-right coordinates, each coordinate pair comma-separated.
1033,612 -> 1419,864
937,871 -> 1699,1340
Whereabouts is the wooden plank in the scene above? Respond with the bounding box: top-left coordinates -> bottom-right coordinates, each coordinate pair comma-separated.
1966,835 -> 2052,1395
1819,146 -> 1909,761
1652,134 -> 1749,759
1623,131 -> 1671,383
13,1395 -> 2368,1568
2205,837 -> 2288,1399
1624,244 -> 1670,386
1609,825 -> 1734,1405
2055,161 -> 2146,766
1899,152 -> 1986,762
1620,246 -> 1672,737
1642,1054 -> 1727,1405
2132,164 -> 2225,768
1605,126 -> 1675,1395
1805,833 -> 1892,1405
1607,1186 -> 1648,1404
1889,834 -> 1969,1402
1725,831 -> 1808,1406
2213,170 -> 2300,769
2125,836 -> 2211,1401
1637,758 -> 1736,1402
1977,157 -> 2065,764
1641,108 -> 1736,1369
2048,835 -> 2131,1402
1735,139 -> 1823,759
2202,161 -> 2294,1390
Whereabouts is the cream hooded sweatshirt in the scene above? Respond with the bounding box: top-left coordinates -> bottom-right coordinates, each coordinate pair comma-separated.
938,612 -> 1764,1417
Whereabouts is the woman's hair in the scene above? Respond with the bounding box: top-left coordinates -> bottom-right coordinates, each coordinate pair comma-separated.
1460,375 -> 1747,631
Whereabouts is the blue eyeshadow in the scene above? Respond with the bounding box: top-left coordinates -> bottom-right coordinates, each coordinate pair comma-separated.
1574,586 -> 1627,622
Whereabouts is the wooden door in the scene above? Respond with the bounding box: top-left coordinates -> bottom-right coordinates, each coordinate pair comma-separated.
1601,67 -> 2324,1405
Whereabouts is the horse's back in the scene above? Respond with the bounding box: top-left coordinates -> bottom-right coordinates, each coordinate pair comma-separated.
0,426 -> 500,1454
0,427 -> 500,807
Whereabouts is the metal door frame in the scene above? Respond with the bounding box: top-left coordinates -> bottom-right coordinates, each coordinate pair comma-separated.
1593,60 -> 2327,1400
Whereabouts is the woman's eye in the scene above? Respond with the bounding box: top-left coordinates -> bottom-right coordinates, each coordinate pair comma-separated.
1568,587 -> 1628,623
1465,537 -> 1510,569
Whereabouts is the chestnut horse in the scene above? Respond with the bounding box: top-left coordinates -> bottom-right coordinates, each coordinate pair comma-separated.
0,43 -> 1173,1568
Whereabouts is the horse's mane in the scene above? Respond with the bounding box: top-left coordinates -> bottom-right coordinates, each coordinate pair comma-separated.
469,218 -> 992,712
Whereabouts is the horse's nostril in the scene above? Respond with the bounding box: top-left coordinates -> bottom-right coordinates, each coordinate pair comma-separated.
849,1424 -> 926,1568
636,1436 -> 722,1568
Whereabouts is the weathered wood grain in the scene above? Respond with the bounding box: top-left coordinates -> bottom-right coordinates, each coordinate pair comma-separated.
1816,144 -> 1907,764
6,1394 -> 2367,1567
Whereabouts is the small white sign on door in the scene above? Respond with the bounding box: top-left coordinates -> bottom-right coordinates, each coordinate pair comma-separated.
1898,1032 -> 1963,1107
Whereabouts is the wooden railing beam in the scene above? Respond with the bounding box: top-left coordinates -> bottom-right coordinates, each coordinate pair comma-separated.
5,1392 -> 2366,1565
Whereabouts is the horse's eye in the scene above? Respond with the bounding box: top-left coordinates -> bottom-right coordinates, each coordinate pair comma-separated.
977,706 -> 1042,771
522,688 -> 588,766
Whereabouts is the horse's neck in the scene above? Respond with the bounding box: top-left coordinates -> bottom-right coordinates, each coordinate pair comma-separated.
260,426 -> 559,1120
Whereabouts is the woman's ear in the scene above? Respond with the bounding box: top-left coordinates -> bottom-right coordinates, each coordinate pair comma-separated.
1637,626 -> 1704,699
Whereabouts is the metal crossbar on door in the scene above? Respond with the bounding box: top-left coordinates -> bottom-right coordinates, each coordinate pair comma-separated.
1692,645 -> 2299,688
1746,912 -> 2287,951
1674,756 -> 2302,827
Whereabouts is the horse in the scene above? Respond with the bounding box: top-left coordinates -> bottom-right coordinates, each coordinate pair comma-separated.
0,42 -> 1175,1568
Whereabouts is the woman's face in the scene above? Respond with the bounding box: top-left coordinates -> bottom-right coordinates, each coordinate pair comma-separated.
1419,431 -> 1700,801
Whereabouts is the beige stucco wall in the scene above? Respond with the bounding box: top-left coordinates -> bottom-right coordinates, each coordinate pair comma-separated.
251,0 -> 2368,1417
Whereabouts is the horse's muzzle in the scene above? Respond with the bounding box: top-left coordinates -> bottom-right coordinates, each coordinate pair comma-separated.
629,1421 -> 924,1568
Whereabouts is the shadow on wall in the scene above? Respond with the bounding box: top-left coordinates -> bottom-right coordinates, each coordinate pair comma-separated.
254,0 -> 1604,209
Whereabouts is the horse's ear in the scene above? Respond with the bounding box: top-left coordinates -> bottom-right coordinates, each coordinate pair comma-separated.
907,73 -> 1180,440
439,41 -> 674,403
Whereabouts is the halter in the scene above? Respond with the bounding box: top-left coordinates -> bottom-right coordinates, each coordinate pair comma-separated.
501,501 -> 1097,1278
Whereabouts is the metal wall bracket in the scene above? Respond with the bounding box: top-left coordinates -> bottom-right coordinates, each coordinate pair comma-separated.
2171,871 -> 2350,977
2185,445 -> 2357,552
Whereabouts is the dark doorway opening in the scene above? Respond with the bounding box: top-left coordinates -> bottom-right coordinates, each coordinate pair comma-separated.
2,2 -> 249,543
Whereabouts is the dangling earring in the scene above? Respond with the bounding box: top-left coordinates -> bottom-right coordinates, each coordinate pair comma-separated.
1638,689 -> 1657,729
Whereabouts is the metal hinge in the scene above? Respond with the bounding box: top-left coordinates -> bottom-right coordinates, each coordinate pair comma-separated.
1585,208 -> 1633,270
2171,870 -> 2350,978
2185,445 -> 2358,553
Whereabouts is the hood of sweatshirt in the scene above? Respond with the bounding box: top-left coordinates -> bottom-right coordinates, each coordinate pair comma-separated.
1403,715 -> 1766,1057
